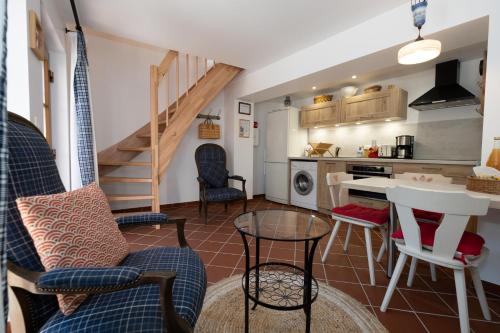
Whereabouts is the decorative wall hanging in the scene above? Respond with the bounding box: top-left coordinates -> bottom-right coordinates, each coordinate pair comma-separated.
398,0 -> 441,65
238,102 -> 251,115
239,119 -> 250,138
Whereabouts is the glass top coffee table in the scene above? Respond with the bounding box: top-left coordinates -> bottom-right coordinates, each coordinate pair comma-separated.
234,210 -> 331,333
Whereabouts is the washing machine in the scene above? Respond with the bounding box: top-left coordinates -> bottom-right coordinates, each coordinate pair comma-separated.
290,161 -> 318,211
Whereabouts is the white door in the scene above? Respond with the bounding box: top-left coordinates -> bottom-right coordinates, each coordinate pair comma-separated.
265,162 -> 288,204
266,110 -> 288,163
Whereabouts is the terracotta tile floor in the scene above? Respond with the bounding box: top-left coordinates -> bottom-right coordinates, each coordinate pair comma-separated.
120,198 -> 500,333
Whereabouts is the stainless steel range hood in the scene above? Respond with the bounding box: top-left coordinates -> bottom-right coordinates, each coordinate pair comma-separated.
409,59 -> 479,111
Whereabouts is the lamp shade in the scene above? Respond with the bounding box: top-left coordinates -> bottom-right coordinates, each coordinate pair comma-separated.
398,39 -> 441,65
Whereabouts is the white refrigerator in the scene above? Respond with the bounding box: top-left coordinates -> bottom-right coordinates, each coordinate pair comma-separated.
265,107 -> 308,204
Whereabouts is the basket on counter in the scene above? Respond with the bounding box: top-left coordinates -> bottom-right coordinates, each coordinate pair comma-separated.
313,95 -> 333,104
198,118 -> 221,139
466,176 -> 500,195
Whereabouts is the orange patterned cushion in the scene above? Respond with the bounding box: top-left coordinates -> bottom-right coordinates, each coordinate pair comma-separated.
16,182 -> 129,315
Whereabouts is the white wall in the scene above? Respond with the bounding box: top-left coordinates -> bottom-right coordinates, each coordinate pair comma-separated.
230,100 -> 255,199
85,33 -> 226,208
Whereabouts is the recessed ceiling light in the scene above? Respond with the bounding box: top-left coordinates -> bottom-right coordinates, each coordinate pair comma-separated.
355,122 -> 361,125
351,75 -> 357,79
385,118 -> 392,122
313,126 -> 318,129
312,86 -> 317,90
335,124 -> 340,127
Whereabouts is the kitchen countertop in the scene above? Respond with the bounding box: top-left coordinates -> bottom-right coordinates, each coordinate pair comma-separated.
288,156 -> 478,166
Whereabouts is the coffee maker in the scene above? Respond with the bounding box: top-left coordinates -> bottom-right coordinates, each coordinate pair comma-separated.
395,135 -> 414,159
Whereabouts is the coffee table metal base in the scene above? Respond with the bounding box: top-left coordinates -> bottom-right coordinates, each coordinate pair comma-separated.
239,232 -> 320,333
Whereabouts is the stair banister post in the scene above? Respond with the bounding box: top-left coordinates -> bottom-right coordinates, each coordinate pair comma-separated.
176,55 -> 179,114
150,65 -> 160,214
195,56 -> 199,86
186,54 -> 189,96
166,71 -> 169,127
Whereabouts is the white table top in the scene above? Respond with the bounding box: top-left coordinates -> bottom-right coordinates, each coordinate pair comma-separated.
341,177 -> 500,210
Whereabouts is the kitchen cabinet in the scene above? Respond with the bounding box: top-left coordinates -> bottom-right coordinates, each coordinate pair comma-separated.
341,87 -> 408,124
348,196 -> 389,210
300,101 -> 340,128
392,163 -> 474,185
317,160 -> 346,212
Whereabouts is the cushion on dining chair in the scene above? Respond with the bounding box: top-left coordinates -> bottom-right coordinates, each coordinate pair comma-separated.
391,221 -> 485,263
332,204 -> 389,225
412,208 -> 443,223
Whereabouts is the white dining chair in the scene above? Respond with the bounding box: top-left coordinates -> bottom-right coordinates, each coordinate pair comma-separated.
321,172 -> 389,286
381,185 -> 491,333
395,172 -> 453,286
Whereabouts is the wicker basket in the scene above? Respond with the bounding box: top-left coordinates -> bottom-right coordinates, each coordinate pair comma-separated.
199,119 -> 220,139
313,95 -> 333,104
466,176 -> 500,195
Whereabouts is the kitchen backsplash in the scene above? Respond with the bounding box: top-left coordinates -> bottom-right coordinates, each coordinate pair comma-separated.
308,118 -> 483,161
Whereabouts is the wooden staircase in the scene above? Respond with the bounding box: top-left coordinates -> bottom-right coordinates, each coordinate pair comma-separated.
97,50 -> 241,213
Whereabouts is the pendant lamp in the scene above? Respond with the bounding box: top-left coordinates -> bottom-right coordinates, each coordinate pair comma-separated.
398,0 -> 441,65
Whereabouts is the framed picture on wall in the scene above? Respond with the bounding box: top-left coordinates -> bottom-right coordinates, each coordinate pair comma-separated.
239,119 -> 250,138
238,102 -> 251,115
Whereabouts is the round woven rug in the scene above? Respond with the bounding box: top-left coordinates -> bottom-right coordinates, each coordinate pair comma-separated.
195,274 -> 387,333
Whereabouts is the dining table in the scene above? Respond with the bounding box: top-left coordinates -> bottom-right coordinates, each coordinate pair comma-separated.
340,177 -> 500,277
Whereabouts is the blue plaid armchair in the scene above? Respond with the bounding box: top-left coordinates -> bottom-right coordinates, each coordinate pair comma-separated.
195,144 -> 247,224
6,113 -> 206,332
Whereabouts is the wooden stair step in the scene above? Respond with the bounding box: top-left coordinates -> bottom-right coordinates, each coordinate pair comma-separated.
100,177 -> 152,184
98,160 -> 151,167
117,146 -> 151,152
107,195 -> 154,202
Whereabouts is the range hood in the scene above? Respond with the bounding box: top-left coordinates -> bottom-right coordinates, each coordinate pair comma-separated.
409,59 -> 479,111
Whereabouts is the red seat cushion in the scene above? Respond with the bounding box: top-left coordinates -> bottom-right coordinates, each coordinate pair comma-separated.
412,208 -> 443,223
391,222 -> 485,262
332,204 -> 389,225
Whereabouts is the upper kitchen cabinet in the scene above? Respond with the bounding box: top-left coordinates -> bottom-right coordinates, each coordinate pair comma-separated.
341,87 -> 408,124
300,100 -> 340,128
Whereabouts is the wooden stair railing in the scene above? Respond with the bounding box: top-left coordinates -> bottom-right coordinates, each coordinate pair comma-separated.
97,49 -> 241,215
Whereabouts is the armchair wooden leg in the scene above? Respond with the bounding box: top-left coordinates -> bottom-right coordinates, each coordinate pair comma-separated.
224,203 -> 228,212
203,201 -> 208,224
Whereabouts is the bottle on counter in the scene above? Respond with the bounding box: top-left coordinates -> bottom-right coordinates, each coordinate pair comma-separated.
486,137 -> 500,170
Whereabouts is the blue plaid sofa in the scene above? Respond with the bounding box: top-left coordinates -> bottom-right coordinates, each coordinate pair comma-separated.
6,113 -> 206,333
195,143 -> 247,224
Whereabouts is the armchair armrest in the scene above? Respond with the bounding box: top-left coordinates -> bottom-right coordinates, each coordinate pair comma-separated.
116,213 -> 189,248
7,262 -> 191,333
36,266 -> 143,293
115,212 -> 168,226
197,176 -> 208,187
228,175 -> 247,193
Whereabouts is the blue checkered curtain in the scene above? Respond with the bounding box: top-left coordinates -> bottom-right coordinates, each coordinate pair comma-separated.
73,31 -> 97,186
0,0 -> 7,328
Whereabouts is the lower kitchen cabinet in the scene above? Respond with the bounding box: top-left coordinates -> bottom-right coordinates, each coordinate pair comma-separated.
348,195 -> 389,210
392,163 -> 473,184
317,160 -> 346,211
